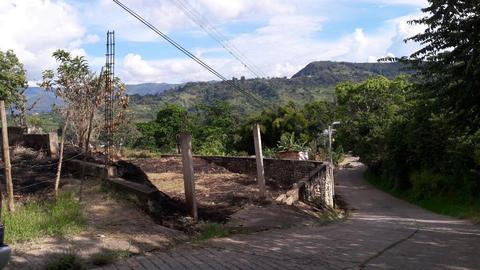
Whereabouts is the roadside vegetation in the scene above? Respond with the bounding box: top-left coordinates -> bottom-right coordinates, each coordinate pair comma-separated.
335,1 -> 480,222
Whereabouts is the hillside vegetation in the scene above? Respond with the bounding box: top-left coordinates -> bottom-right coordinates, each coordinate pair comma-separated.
128,61 -> 406,120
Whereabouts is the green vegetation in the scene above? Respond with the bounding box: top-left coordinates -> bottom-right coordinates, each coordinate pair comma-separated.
128,61 -> 404,119
365,172 -> 480,224
0,49 -> 27,105
90,250 -> 130,266
133,100 -> 340,159
3,193 -> 86,243
27,112 -> 62,132
193,222 -> 233,242
335,0 -> 480,222
44,252 -> 84,270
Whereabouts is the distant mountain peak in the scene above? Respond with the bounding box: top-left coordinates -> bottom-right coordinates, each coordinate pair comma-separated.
291,61 -> 406,83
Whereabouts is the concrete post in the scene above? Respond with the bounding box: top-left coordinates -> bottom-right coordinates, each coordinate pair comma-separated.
180,133 -> 198,220
253,124 -> 266,198
324,163 -> 334,208
48,132 -> 59,159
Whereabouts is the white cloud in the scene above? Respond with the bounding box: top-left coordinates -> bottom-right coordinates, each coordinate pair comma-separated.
366,0 -> 428,7
88,0 -> 296,43
85,34 -> 101,44
119,11 -> 425,83
0,0 -> 93,82
122,53 -> 219,83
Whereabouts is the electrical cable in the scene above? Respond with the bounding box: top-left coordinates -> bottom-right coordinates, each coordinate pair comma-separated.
112,0 -> 272,109
168,0 -> 268,78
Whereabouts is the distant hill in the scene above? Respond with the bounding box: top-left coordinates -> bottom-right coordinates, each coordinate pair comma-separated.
125,83 -> 178,95
25,87 -> 63,112
292,61 -> 406,82
25,61 -> 409,117
128,61 -> 409,120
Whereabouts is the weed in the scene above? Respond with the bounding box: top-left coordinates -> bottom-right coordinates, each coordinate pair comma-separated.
193,222 -> 231,242
44,252 -> 84,270
90,249 -> 131,266
3,193 -> 86,243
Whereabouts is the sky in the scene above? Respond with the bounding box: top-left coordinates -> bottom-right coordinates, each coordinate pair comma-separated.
0,0 -> 427,85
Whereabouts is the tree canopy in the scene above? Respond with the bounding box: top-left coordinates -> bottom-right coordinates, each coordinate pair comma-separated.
0,49 -> 27,105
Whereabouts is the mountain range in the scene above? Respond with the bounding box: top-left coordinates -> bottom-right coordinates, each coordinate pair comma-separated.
26,61 -> 407,116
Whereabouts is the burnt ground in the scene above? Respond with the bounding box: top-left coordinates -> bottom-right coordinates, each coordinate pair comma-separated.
0,145 -> 104,199
124,157 -> 290,223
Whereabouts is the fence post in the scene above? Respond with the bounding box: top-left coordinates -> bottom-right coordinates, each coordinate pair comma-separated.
253,124 -> 266,198
180,133 -> 198,220
0,101 -> 14,212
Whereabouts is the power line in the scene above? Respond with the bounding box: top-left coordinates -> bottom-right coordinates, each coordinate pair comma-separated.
112,0 -> 271,109
168,0 -> 268,78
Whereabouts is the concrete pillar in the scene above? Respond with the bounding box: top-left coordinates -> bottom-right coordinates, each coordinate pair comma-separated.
253,124 -> 266,198
324,163 -> 334,208
48,132 -> 59,159
180,133 -> 198,220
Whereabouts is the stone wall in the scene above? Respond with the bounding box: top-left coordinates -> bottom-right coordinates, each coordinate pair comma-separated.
299,163 -> 334,208
196,155 -> 324,187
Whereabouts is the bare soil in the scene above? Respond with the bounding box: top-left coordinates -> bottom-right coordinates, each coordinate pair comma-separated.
1,147 -> 184,270
128,157 -> 288,223
8,178 -> 185,270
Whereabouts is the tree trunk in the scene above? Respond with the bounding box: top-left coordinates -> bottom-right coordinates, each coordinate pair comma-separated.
55,111 -> 70,197
79,109 -> 96,202
0,101 -> 15,212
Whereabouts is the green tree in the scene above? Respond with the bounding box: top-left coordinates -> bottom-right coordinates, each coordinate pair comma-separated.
236,101 -> 309,154
408,0 -> 480,132
335,76 -> 411,171
0,50 -> 26,105
192,101 -> 237,155
136,104 -> 191,152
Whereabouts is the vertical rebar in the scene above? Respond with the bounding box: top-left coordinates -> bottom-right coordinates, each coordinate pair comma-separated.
105,31 -> 115,165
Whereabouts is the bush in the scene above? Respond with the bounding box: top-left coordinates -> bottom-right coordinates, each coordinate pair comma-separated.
409,170 -> 452,200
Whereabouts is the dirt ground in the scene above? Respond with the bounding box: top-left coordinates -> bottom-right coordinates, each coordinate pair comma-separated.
8,178 -> 185,270
4,151 -> 335,269
129,157 -> 288,222
1,147 -> 184,270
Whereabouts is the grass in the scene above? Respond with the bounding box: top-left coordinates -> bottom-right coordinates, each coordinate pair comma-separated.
90,249 -> 130,266
3,193 -> 86,243
364,171 -> 480,224
44,252 -> 84,270
192,222 -> 232,242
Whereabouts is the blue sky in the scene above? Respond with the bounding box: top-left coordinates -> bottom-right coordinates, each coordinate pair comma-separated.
0,0 -> 427,84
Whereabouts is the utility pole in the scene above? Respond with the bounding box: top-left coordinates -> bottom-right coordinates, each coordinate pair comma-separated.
0,101 -> 14,212
253,123 -> 266,198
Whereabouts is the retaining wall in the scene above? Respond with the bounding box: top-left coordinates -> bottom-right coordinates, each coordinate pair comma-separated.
0,127 -> 59,158
195,155 -> 324,187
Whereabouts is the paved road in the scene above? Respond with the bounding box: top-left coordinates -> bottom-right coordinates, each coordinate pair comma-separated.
96,158 -> 480,270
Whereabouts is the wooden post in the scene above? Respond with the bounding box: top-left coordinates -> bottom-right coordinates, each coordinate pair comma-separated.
253,124 -> 266,198
55,112 -> 69,197
0,101 -> 14,212
180,133 -> 197,220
